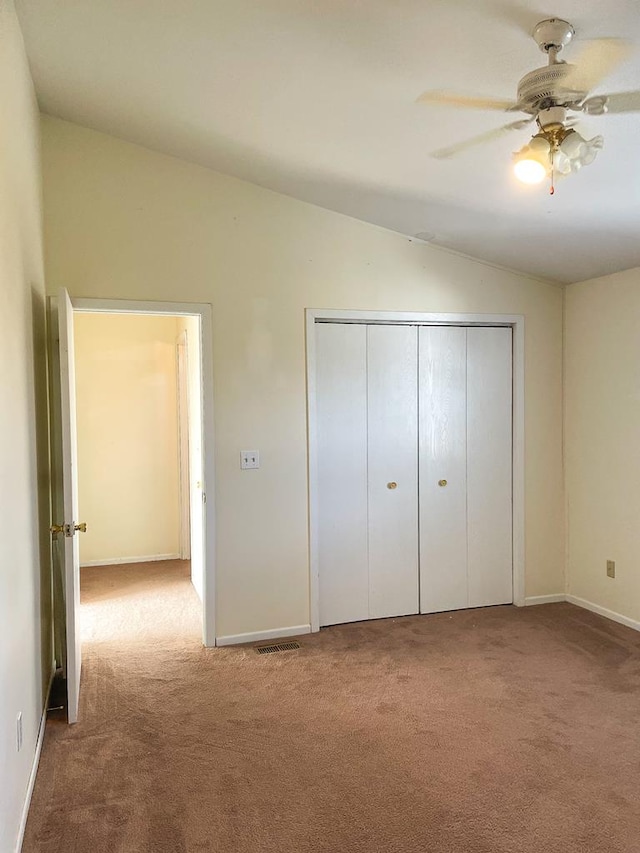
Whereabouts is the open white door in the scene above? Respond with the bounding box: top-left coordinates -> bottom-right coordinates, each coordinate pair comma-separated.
57,288 -> 83,723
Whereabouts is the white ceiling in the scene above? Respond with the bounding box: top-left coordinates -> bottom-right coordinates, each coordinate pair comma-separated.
16,0 -> 640,283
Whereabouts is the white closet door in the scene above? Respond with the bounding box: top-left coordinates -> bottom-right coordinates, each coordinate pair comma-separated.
367,325 -> 419,619
419,327 -> 468,613
317,323 -> 369,626
467,327 -> 513,606
316,321 -> 512,629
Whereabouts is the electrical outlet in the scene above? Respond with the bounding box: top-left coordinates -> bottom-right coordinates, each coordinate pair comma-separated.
606,560 -> 616,579
16,713 -> 23,752
240,450 -> 260,470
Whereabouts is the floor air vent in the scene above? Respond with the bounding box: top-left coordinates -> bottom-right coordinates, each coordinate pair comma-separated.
255,641 -> 301,655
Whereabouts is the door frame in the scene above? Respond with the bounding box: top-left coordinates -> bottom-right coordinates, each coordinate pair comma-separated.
69,297 -> 217,647
176,330 -> 191,561
306,309 -> 525,632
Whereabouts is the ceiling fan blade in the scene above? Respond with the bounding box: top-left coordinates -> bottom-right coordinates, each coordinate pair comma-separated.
417,90 -> 518,111
561,39 -> 633,93
582,90 -> 640,114
431,118 -> 533,160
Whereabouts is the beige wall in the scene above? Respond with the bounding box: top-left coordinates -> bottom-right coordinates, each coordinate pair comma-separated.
42,115 -> 565,638
0,3 -> 50,850
565,267 -> 640,623
74,313 -> 181,565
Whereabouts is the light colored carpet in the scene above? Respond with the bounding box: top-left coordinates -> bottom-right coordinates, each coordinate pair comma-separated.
23,560 -> 640,852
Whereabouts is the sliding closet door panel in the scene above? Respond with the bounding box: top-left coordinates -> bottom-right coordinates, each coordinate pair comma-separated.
419,327 -> 468,613
317,324 -> 369,626
367,325 -> 419,619
467,327 -> 513,607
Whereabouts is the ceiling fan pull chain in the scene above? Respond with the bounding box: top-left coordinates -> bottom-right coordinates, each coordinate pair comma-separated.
549,160 -> 555,196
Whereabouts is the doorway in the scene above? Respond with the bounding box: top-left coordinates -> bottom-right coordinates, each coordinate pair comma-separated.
306,309 -> 525,632
73,312 -> 203,642
50,295 -> 215,723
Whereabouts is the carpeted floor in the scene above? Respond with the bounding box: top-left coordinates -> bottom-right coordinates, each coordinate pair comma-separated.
23,560 -> 640,853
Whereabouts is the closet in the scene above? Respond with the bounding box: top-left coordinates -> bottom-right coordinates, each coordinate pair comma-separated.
316,322 -> 512,628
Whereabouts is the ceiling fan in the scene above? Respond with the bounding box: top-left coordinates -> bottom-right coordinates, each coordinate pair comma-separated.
417,18 -> 640,189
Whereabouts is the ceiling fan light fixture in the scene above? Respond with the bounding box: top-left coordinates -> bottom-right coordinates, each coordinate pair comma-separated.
513,135 -> 551,184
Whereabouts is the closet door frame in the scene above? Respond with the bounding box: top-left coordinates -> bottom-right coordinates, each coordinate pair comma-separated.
306,309 -> 525,633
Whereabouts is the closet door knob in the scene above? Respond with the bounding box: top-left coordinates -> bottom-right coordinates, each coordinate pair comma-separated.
387,482 -> 397,490
438,479 -> 448,487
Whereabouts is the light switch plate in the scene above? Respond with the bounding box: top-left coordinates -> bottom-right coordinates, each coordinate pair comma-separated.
241,450 -> 260,470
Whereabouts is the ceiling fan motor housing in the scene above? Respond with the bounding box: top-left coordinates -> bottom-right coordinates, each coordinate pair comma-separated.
532,18 -> 575,53
517,64 -> 586,113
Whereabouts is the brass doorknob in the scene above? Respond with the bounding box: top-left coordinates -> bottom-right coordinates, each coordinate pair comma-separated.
438,479 -> 448,487
50,522 -> 87,536
387,482 -> 398,490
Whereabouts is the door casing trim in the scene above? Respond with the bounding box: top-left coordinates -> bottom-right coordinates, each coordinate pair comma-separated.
69,297 -> 216,646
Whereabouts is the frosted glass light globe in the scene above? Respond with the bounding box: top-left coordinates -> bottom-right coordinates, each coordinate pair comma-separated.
555,131 -> 604,175
514,158 -> 547,184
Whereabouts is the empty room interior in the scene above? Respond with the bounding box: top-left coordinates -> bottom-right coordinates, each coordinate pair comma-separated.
3,1 -> 640,851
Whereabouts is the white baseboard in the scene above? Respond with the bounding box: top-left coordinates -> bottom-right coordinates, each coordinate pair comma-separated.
566,595 -> 640,633
524,594 -> 566,606
80,553 -> 181,568
216,599 -> 640,647
216,624 -> 311,647
15,669 -> 54,853
523,593 -> 640,634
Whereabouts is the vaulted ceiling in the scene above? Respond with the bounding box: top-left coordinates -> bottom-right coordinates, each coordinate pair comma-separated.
16,0 -> 640,282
